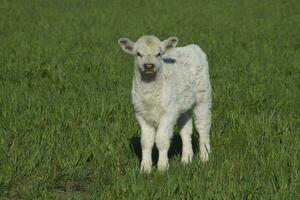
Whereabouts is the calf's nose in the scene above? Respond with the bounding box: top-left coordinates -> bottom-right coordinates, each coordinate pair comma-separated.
144,63 -> 155,70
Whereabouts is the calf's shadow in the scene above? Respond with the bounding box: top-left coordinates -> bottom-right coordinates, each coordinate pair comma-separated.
129,134 -> 198,165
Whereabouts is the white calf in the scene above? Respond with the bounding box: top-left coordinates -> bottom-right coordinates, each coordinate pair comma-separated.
118,35 -> 211,172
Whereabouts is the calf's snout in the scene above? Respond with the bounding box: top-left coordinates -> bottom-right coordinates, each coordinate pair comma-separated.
143,63 -> 155,72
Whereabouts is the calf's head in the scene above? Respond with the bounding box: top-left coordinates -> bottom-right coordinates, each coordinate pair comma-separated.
118,35 -> 178,74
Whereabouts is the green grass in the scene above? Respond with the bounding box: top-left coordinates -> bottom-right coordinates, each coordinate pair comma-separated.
0,0 -> 300,199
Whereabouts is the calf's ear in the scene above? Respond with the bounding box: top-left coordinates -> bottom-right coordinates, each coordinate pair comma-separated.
118,38 -> 135,55
162,37 -> 178,53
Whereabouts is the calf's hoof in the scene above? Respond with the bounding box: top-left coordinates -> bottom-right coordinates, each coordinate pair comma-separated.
140,160 -> 152,173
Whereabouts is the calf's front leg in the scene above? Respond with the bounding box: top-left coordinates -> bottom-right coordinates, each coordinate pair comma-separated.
136,115 -> 155,173
155,112 -> 178,171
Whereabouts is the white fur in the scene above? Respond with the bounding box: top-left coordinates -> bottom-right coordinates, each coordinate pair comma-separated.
118,35 -> 212,172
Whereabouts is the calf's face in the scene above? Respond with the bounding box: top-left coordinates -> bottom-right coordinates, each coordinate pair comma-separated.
118,35 -> 178,74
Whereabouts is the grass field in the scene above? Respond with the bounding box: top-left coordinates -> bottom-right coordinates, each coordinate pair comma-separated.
0,0 -> 300,199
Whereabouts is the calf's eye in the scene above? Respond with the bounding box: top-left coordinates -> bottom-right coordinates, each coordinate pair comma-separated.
137,52 -> 142,57
156,52 -> 162,57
